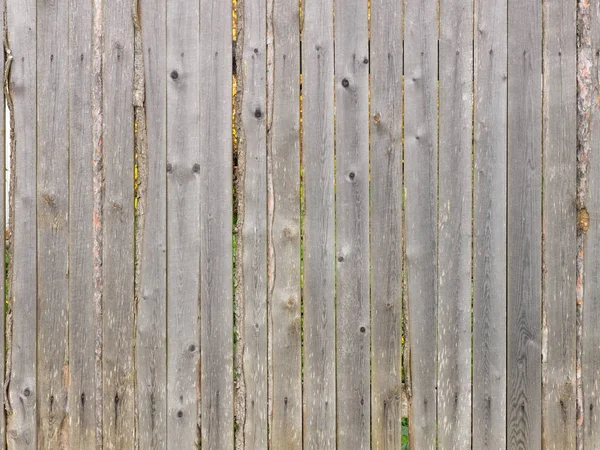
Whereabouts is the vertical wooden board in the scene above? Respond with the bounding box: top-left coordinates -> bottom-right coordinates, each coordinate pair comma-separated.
266,0 -> 302,446
6,0 -> 37,447
137,0 -> 167,447
542,0 -> 576,448
370,0 -> 402,447
102,0 -> 135,446
199,0 -> 233,447
437,0 -> 473,447
507,0 -> 542,447
166,0 -> 201,446
0,7 -> 6,449
404,0 -> 438,448
301,0 -> 335,447
473,0 -> 507,448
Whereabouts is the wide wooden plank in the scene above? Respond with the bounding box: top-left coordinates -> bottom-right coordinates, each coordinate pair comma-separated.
473,0 -> 507,447
507,0 -> 542,447
370,0 -> 402,446
6,0 -> 37,446
437,0 -> 473,447
102,0 -> 135,446
404,0 -> 438,447
542,0 -> 576,448
166,0 -> 201,445
199,0 -> 234,446
301,0 -> 335,447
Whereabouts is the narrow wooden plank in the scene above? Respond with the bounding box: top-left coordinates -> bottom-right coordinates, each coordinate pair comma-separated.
102,0 -> 135,446
301,0 -> 335,446
370,0 -> 402,446
542,0 -> 576,448
404,0 -> 438,447
136,0 -> 167,447
437,0 -> 473,447
199,0 -> 234,446
0,8 -> 6,449
6,0 -> 37,446
507,0 -> 542,447
166,0 -> 201,445
473,0 -> 507,447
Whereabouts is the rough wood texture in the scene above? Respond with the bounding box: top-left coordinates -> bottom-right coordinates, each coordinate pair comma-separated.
473,0 -> 507,448
301,0 -> 335,446
542,0 -> 576,448
199,0 -> 233,446
507,0 -> 542,447
166,0 -> 201,445
102,0 -> 135,446
370,0 -> 402,446
404,0 -> 438,448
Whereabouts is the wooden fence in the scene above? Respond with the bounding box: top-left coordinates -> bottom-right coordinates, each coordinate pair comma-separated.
0,0 -> 597,448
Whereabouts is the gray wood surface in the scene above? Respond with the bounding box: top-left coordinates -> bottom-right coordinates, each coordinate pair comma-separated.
0,7 -> 5,449
369,0 -> 402,447
199,0 -> 234,446
542,1 -> 576,448
102,0 -> 135,446
437,0 -> 472,447
166,0 -> 201,445
301,0 -> 335,446
404,0 -> 438,448
266,0 -> 302,446
507,0 -> 542,447
6,0 -> 37,446
36,0 -> 69,446
473,0 -> 507,447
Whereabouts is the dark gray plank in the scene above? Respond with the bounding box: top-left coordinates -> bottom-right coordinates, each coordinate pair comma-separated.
199,0 -> 234,447
301,0 -> 335,446
370,0 -> 402,446
473,0 -> 507,447
507,0 -> 542,447
404,0 -> 438,447
438,0 -> 473,447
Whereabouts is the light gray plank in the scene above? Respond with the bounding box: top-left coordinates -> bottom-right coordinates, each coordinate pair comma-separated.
541,0 -> 576,448
199,0 -> 234,446
166,0 -> 201,446
370,0 -> 402,446
473,0 -> 507,447
507,0 -> 542,447
404,0 -> 438,447
0,6 -> 6,449
102,0 -> 135,446
301,0 -> 335,446
6,0 -> 37,446
437,0 -> 473,447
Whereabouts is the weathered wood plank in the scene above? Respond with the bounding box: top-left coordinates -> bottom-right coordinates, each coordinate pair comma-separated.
102,0 -> 135,446
404,0 -> 438,447
473,0 -> 507,447
6,0 -> 37,446
136,0 -> 167,447
437,0 -> 473,447
0,7 -> 6,449
166,0 -> 201,446
507,0 -> 542,447
542,0 -> 576,448
370,0 -> 402,446
199,0 -> 234,446
301,0 -> 335,446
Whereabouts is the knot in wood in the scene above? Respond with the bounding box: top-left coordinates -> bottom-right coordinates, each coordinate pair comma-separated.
578,207 -> 590,232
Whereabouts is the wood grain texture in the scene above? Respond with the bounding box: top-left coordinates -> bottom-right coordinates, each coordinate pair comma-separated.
0,8 -> 6,449
102,0 -> 135,446
199,0 -> 234,446
437,0 -> 473,447
6,0 -> 37,446
542,0 -> 576,448
404,0 -> 438,448
166,0 -> 201,445
473,0 -> 507,447
369,0 -> 402,446
301,0 -> 335,446
507,0 -> 542,447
